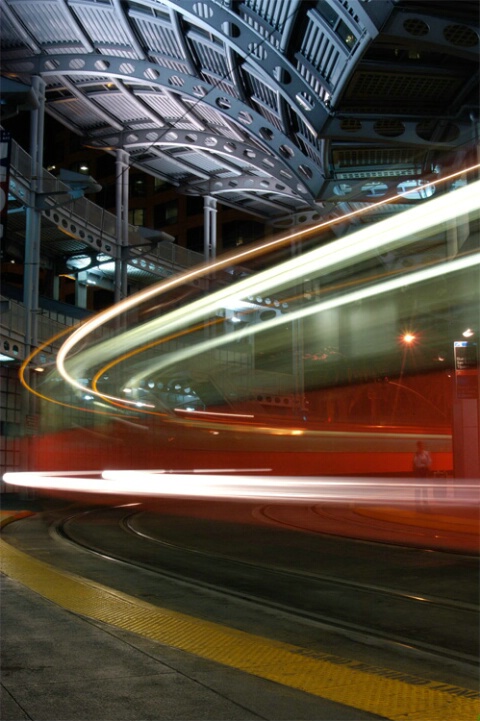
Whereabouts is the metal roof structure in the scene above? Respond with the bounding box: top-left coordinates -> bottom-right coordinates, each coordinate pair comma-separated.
1,0 -> 479,232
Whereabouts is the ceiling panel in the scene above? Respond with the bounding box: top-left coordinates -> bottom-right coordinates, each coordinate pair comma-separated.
1,0 -> 478,227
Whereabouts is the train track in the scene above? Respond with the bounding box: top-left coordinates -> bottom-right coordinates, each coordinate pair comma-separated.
55,505 -> 479,670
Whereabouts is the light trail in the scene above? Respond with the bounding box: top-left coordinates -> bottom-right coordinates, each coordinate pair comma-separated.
120,250 -> 480,395
54,168 -> 480,405
3,470 -> 479,506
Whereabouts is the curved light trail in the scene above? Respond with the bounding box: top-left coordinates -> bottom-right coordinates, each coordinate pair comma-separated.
53,173 -> 480,406
17,165 -> 480,418
55,170 -> 480,408
4,470 -> 479,506
121,251 -> 479,395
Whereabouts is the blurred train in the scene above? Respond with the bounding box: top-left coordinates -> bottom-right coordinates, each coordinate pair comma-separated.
22,412 -> 452,479
13,171 -> 480,487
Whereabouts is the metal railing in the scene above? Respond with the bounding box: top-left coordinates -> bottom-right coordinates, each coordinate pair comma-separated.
8,136 -> 205,272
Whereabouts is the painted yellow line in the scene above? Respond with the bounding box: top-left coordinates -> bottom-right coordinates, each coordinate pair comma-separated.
1,519 -> 479,721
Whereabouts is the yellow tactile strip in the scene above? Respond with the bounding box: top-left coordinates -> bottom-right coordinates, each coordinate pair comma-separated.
1,513 -> 479,721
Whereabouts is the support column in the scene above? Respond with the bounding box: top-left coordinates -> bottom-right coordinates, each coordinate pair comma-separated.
452,340 -> 479,480
114,149 -> 130,303
291,240 -> 305,420
204,196 -> 217,261
21,77 -> 45,477
75,271 -> 88,309
450,214 -> 480,480
23,76 -> 45,357
52,275 -> 60,301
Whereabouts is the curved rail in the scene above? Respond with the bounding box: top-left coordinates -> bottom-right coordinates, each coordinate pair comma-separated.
55,506 -> 479,669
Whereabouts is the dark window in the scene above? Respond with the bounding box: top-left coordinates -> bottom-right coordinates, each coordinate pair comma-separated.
154,177 -> 170,192
186,226 -> 204,253
186,195 -> 204,216
96,153 -> 115,178
101,184 -> 116,209
92,288 -> 114,311
131,175 -> 147,197
154,199 -> 178,226
128,208 -> 145,226
222,220 -> 265,249
67,133 -> 86,154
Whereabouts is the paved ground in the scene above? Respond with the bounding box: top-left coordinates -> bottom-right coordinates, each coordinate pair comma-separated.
1,494 -> 478,721
4,573 -> 382,721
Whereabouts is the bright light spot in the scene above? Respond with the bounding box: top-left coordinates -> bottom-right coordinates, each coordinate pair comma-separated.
403,333 -> 416,344
463,328 -> 475,338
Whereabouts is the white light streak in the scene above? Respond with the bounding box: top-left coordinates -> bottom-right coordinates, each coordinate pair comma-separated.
174,409 -> 255,419
122,251 -> 480,389
3,470 -> 479,506
54,173 -> 480,405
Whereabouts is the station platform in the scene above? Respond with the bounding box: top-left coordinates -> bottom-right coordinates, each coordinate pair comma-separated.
1,495 -> 479,721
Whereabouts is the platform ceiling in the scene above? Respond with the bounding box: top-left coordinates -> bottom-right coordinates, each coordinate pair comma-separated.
1,0 -> 479,231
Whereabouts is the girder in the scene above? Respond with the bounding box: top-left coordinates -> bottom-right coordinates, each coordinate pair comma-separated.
1,0 -> 478,221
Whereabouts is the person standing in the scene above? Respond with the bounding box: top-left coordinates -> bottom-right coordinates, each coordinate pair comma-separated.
412,441 -> 432,478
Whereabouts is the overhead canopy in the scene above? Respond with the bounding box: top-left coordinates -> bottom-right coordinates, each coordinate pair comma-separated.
1,0 -> 478,229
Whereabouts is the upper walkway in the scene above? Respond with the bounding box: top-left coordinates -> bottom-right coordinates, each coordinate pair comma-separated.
2,137 -> 205,363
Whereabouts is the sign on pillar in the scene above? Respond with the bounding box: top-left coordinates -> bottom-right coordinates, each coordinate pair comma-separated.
454,341 -> 478,399
452,340 -> 479,479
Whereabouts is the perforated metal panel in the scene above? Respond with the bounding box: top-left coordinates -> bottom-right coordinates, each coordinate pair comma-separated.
1,0 -> 478,224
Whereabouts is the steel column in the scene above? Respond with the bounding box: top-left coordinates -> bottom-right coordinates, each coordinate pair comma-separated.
23,76 -> 45,357
204,196 -> 217,261
115,149 -> 130,302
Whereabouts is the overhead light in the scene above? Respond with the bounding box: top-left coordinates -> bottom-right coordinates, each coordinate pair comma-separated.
0,353 -> 15,362
463,328 -> 475,338
66,255 -> 91,270
96,261 -> 116,274
397,179 -> 435,200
